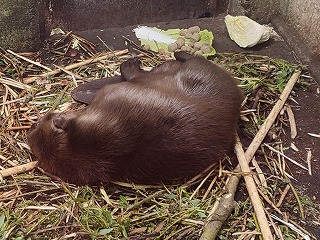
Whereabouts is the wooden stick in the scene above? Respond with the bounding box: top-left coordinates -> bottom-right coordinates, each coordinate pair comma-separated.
6,126 -> 31,131
200,192 -> 236,240
0,161 -> 38,178
24,49 -> 128,84
235,136 -> 273,240
200,71 -> 301,240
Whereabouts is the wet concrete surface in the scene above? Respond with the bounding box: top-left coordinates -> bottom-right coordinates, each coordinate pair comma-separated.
77,16 -> 301,62
76,14 -> 320,237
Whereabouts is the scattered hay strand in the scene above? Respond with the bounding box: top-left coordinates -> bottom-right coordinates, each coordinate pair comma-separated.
264,144 -> 308,171
7,50 -> 53,72
276,184 -> 291,208
23,49 -> 128,84
307,133 -> 320,138
306,149 -> 312,176
0,77 -> 33,90
270,214 -> 310,240
285,105 -> 297,139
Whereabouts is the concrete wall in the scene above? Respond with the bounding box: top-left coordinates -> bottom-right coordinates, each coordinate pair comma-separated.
277,0 -> 320,56
44,0 -> 218,33
0,0 -> 319,57
0,0 -> 41,51
0,0 -> 219,51
228,0 -> 274,23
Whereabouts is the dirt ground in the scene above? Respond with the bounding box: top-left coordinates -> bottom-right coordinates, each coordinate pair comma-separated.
75,14 -> 320,237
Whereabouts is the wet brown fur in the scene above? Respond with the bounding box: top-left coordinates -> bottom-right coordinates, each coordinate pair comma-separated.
28,53 -> 243,185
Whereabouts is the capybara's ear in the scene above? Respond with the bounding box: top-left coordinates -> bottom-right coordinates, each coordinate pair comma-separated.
120,57 -> 143,81
174,51 -> 193,62
52,113 -> 74,131
71,76 -> 125,104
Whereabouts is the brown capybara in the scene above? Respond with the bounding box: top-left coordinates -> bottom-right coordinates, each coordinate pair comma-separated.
28,52 -> 242,185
